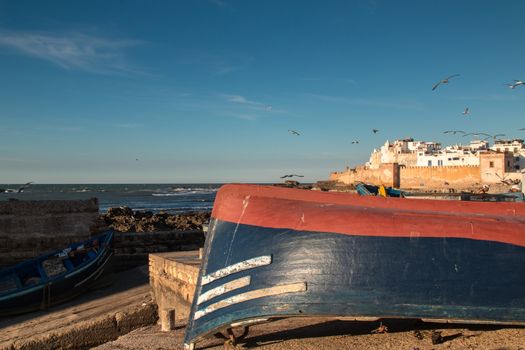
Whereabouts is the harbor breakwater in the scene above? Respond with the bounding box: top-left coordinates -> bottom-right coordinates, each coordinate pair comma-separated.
0,198 -> 208,270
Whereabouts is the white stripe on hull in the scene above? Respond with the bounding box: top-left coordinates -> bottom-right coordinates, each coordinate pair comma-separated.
194,282 -> 307,320
197,276 -> 251,305
201,255 -> 271,285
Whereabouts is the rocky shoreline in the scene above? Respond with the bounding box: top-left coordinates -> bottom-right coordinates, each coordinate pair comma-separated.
101,207 -> 211,233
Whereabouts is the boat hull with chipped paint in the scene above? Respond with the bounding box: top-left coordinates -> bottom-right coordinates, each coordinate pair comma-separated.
184,184 -> 525,347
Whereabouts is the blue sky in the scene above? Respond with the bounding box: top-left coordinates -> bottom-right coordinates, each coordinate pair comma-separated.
1,0 -> 524,183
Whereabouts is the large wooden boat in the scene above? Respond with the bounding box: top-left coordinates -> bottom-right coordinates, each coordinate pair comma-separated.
0,231 -> 114,316
184,184 -> 525,348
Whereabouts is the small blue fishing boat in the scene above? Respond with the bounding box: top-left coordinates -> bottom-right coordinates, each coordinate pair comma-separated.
355,182 -> 405,197
0,230 -> 114,316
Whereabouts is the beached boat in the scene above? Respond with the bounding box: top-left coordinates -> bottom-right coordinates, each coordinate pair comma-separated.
0,231 -> 114,316
355,182 -> 524,202
355,182 -> 405,197
184,184 -> 525,348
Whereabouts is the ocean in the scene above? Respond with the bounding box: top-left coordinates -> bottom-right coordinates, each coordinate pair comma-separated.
0,184 -> 224,213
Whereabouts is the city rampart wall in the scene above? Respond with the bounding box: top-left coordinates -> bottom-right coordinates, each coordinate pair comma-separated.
329,163 -> 399,187
399,165 -> 481,189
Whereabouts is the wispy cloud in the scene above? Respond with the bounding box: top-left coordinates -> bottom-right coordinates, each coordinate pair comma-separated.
448,94 -> 520,102
0,30 -> 143,75
223,94 -> 268,109
172,52 -> 253,77
236,114 -> 257,121
212,55 -> 254,76
113,122 -> 141,129
30,124 -> 83,133
300,77 -> 357,85
305,93 -> 425,111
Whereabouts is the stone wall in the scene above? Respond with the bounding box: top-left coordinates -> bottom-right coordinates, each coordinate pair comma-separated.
115,231 -> 204,271
330,164 -> 483,190
399,165 -> 481,189
479,151 -> 513,184
149,251 -> 201,322
0,198 -> 104,268
329,163 -> 399,187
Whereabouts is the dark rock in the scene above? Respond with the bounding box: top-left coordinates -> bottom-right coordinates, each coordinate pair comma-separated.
413,330 -> 424,340
107,206 -> 133,217
431,331 -> 443,345
102,209 -> 211,233
133,211 -> 153,220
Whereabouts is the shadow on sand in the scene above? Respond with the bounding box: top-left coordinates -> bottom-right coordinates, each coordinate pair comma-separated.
197,317 -> 525,349
0,265 -> 150,329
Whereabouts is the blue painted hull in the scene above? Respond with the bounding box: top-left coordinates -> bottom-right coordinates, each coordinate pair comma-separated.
185,220 -> 525,344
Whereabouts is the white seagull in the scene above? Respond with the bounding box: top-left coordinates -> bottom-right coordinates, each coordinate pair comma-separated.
443,130 -> 465,135
462,107 -> 470,116
506,80 -> 524,89
280,174 -> 304,179
432,74 -> 460,91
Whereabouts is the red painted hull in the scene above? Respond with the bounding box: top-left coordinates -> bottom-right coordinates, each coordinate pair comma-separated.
212,184 -> 525,248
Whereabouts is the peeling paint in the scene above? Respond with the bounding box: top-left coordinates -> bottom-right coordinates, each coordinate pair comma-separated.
230,318 -> 270,327
225,195 -> 251,265
201,255 -> 272,285
194,282 -> 307,320
197,276 -> 251,305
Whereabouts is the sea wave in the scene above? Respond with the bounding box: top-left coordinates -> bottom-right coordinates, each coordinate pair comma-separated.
152,188 -> 219,196
171,187 -> 219,193
100,206 -> 213,213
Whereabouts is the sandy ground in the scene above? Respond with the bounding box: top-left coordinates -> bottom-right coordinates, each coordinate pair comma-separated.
94,316 -> 525,350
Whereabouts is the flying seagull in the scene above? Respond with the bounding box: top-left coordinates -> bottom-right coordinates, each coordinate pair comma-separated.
443,130 -> 465,135
463,132 -> 491,139
265,105 -> 273,112
432,74 -> 460,91
351,140 -> 359,144
2,181 -> 34,193
288,129 -> 300,136
492,133 -> 505,140
519,128 -> 525,131
372,129 -> 379,134
17,181 -> 33,193
495,173 -> 512,185
462,107 -> 470,116
280,174 -> 304,179
506,80 -> 524,89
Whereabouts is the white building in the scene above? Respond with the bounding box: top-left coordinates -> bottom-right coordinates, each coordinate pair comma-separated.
367,138 -> 440,169
366,138 -> 525,170
416,140 -> 486,167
